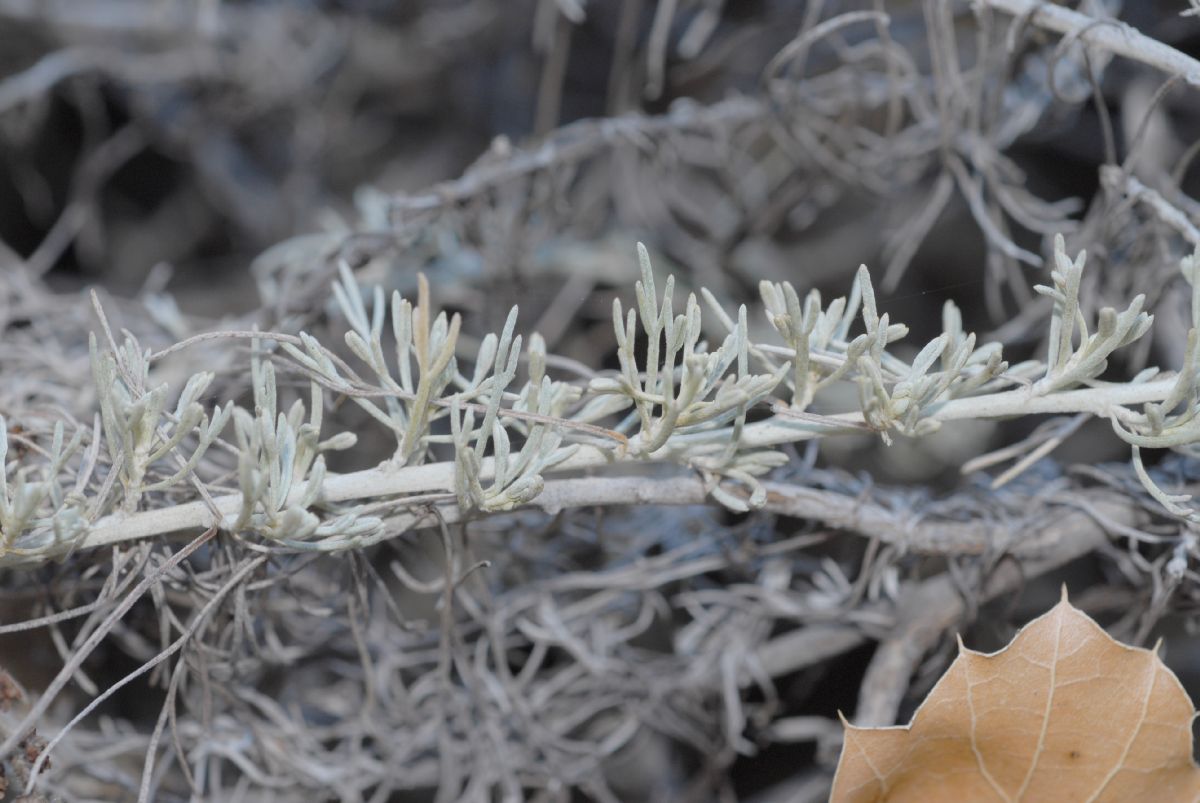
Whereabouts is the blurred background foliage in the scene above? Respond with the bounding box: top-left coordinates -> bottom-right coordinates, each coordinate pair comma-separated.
4,1 -> 1200,801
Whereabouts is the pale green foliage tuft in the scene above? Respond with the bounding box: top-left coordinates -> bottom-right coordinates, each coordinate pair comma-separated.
228,343 -> 380,549
1034,234 -> 1153,395
89,331 -> 231,512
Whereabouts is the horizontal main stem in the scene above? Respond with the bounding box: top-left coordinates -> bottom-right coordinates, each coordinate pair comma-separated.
68,376 -> 1178,559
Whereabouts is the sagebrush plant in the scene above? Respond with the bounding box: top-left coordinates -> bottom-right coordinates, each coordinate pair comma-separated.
5,235 -> 1200,803
2,234 -> 1198,568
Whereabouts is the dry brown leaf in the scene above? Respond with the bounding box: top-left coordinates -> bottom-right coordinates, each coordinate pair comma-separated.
831,590 -> 1200,802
